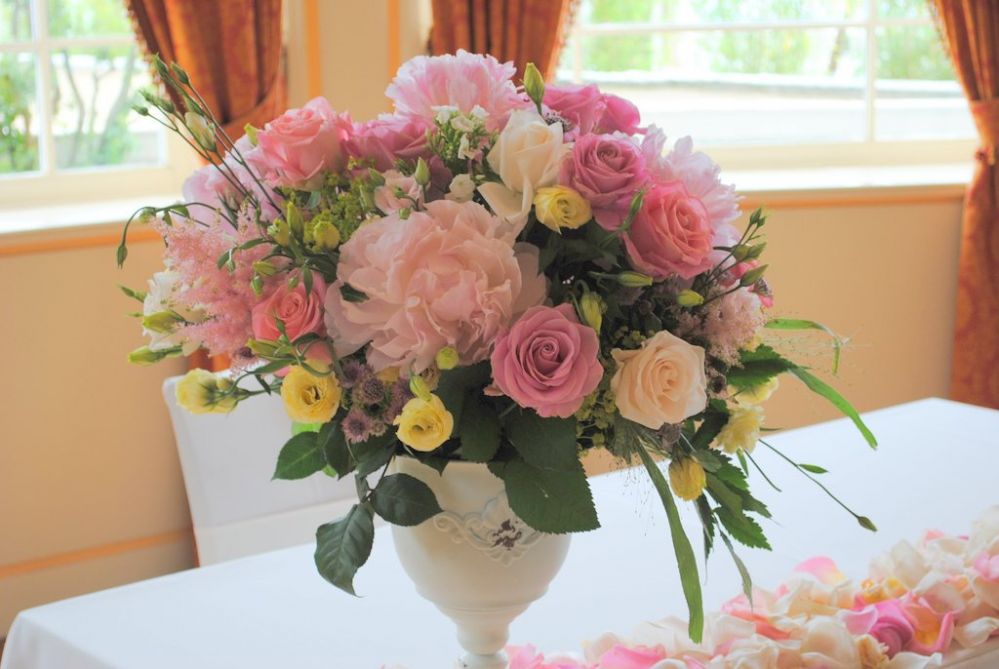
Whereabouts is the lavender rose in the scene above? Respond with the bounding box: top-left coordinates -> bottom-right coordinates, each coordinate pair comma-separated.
560,134 -> 648,230
598,93 -> 641,135
491,304 -> 603,419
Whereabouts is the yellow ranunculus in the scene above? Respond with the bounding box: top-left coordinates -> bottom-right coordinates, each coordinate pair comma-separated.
533,186 -> 592,232
280,364 -> 342,424
668,457 -> 707,501
734,376 -> 779,406
716,405 -> 764,454
393,394 -> 454,452
175,368 -> 237,414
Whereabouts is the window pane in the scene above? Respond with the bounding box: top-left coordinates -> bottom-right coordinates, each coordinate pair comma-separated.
875,25 -> 974,140
559,28 -> 867,146
0,0 -> 32,41
579,0 -> 864,25
0,52 -> 39,174
50,45 -> 161,169
48,0 -> 131,37
878,0 -> 931,20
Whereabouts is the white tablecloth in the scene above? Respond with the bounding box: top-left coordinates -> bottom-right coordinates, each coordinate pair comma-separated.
3,398 -> 998,668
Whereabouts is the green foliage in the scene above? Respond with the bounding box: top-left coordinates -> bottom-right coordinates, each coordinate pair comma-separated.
273,431 -> 326,480
765,318 -> 846,374
458,398 -> 502,462
789,367 -> 877,448
314,503 -> 376,595
489,457 -> 599,534
434,361 -> 491,428
504,410 -> 579,471
369,473 -> 442,526
727,344 -> 797,392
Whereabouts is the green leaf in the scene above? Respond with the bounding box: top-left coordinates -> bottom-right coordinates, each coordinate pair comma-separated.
340,284 -> 368,303
435,362 -> 491,426
369,473 -> 442,526
765,318 -> 846,374
351,433 -> 395,477
292,422 -> 321,435
504,410 -> 578,471
720,531 -> 753,603
314,503 -> 375,595
788,367 -> 877,448
695,496 -> 716,561
273,431 -> 325,480
320,423 -> 353,479
489,457 -> 599,534
634,445 -> 703,643
118,284 -> 146,302
714,462 -> 749,491
716,507 -> 771,550
459,398 -> 501,462
798,463 -> 828,474
691,410 -> 729,450
727,345 -> 796,392
706,473 -> 744,514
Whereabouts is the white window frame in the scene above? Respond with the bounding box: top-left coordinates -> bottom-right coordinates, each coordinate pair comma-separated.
0,0 -> 197,210
562,0 -> 976,171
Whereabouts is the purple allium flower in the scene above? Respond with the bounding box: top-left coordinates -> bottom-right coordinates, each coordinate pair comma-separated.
341,408 -> 374,443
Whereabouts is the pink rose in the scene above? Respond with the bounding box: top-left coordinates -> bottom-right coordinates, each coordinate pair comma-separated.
598,94 -> 641,135
867,600 -> 916,657
491,304 -> 603,419
256,97 -> 352,190
560,134 -> 648,230
346,114 -> 431,172
543,83 -> 606,136
624,181 -> 713,279
252,275 -> 327,344
597,644 -> 667,669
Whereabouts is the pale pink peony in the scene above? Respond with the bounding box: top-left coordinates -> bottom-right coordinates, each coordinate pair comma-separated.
623,181 -> 714,279
543,83 -> 606,136
324,200 -> 546,373
598,93 -> 642,135
491,304 -> 603,418
256,97 -> 352,190
560,134 -> 648,230
373,170 -> 423,214
386,50 -> 527,129
346,113 -> 431,171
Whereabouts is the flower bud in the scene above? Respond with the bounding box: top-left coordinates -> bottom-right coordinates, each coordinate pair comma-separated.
676,289 -> 705,307
169,62 -> 190,85
252,260 -> 278,276
409,374 -> 432,402
142,310 -> 183,334
244,123 -> 259,146
731,244 -> 750,262
616,271 -> 654,288
184,111 -> 215,150
578,292 -> 604,332
310,219 -> 341,251
285,202 -> 304,236
128,345 -> 176,365
739,264 -> 769,287
267,219 -> 291,246
745,242 -> 767,260
246,338 -> 279,357
251,274 -> 263,296
669,457 -> 707,501
523,62 -> 545,112
413,157 -> 431,187
435,346 -> 460,371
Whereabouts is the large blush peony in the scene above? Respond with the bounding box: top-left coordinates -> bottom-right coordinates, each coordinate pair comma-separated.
324,200 -> 546,373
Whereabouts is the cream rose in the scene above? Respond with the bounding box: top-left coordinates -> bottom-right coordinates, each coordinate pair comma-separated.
610,330 -> 707,430
478,109 -> 569,234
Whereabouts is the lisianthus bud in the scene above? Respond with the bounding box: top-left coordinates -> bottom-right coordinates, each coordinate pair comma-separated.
128,345 -> 178,365
251,275 -> 264,296
435,346 -> 459,370
142,310 -> 183,334
244,123 -> 259,146
739,264 -> 768,287
745,242 -> 767,260
268,219 -> 291,246
533,186 -> 592,232
286,202 -> 304,236
252,260 -> 278,276
170,62 -> 190,85
676,289 -> 704,307
616,271 -> 654,288
246,338 -> 279,357
578,292 -> 604,332
175,368 -> 237,414
523,62 -> 545,112
669,457 -> 706,501
184,111 -> 215,150
409,374 -> 432,402
413,157 -> 431,186
310,219 -> 341,251
731,244 -> 750,261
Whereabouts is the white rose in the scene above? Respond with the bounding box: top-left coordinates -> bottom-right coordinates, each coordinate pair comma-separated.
373,169 -> 422,214
478,108 -> 569,234
610,330 -> 708,429
446,173 -> 476,203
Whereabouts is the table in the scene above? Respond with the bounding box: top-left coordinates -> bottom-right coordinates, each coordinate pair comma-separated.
3,398 -> 998,668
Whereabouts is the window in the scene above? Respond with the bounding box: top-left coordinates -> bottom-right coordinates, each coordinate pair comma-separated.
558,0 -> 975,170
0,0 -> 194,211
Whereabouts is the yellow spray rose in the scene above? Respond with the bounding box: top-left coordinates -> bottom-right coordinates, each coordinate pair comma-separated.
394,394 -> 454,452
533,186 -> 592,232
669,457 -> 707,501
717,404 -> 764,454
280,364 -> 342,424
175,368 -> 237,414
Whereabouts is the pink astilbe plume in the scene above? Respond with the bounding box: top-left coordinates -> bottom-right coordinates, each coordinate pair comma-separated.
156,207 -> 277,358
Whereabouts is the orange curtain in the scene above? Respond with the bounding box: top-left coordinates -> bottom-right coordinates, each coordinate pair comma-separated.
430,0 -> 577,80
127,0 -> 286,371
931,1 -> 999,408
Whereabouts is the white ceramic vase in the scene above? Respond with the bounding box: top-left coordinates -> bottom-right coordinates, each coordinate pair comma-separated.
391,457 -> 571,669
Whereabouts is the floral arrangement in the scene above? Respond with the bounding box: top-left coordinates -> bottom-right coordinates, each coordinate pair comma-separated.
119,51 -> 876,640
497,505 -> 999,669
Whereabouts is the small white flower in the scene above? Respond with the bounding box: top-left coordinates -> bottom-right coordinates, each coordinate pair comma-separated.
457,134 -> 477,160
432,105 -> 458,124
450,114 -> 476,133
470,105 -> 488,120
446,174 -> 476,203
143,270 -> 203,355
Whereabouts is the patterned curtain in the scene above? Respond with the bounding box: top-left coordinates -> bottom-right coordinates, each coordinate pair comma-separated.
429,0 -> 578,80
930,1 -> 999,408
126,0 -> 286,371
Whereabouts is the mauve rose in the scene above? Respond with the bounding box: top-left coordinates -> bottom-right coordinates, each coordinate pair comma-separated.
252,276 -> 327,344
560,134 -> 648,230
346,113 -> 430,172
624,181 -> 713,279
543,83 -> 606,136
867,600 -> 916,657
491,304 -> 602,419
598,93 -> 641,135
256,97 -> 352,190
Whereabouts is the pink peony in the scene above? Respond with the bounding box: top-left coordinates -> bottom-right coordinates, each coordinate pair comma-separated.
386,50 -> 527,130
373,170 -> 422,214
543,83 -> 606,136
560,134 -> 648,230
251,275 -> 327,344
598,93 -> 642,135
346,113 -> 431,172
256,97 -> 352,190
597,644 -> 668,669
623,181 -> 714,279
324,200 -> 546,373
183,136 -> 281,221
491,304 -> 603,418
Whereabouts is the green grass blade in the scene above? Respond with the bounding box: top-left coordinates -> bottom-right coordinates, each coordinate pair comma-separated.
788,367 -> 877,448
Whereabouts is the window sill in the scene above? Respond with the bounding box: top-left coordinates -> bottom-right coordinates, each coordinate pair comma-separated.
0,163 -> 972,257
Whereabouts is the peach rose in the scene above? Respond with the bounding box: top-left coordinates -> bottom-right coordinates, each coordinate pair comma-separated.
610,330 -> 707,429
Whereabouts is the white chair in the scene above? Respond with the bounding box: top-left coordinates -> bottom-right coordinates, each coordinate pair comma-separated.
163,375 -> 357,565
